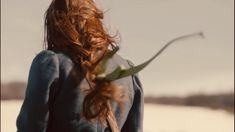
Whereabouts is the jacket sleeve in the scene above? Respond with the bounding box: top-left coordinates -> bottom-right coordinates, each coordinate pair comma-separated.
16,50 -> 60,132
121,60 -> 144,132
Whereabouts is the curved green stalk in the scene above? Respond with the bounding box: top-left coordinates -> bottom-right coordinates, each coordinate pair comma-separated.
96,32 -> 204,81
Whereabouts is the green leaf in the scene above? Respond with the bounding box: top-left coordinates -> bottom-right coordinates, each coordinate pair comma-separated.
98,47 -> 120,74
96,32 -> 204,81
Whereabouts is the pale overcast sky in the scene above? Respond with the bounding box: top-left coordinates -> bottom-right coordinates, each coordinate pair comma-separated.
1,0 -> 234,96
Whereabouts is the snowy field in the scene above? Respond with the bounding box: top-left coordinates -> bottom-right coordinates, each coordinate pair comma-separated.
1,100 -> 234,132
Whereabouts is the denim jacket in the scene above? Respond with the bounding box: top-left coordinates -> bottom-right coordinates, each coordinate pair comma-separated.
16,50 -> 144,132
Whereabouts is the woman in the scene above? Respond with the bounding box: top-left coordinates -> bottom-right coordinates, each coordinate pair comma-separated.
16,0 -> 144,132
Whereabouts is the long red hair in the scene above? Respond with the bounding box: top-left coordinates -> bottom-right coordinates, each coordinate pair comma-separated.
44,0 -> 122,123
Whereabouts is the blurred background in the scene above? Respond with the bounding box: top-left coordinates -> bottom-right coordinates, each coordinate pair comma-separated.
1,0 -> 234,132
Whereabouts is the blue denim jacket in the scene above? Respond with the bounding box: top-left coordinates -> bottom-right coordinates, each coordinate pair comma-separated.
16,50 -> 144,132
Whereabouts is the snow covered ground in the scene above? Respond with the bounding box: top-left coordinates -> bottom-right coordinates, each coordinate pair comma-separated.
1,100 -> 234,132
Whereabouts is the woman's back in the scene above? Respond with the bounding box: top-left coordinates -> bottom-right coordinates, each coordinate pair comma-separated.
17,50 -> 143,132
17,0 -> 144,131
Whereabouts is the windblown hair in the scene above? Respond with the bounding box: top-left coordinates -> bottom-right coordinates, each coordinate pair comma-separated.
44,0 -> 122,123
